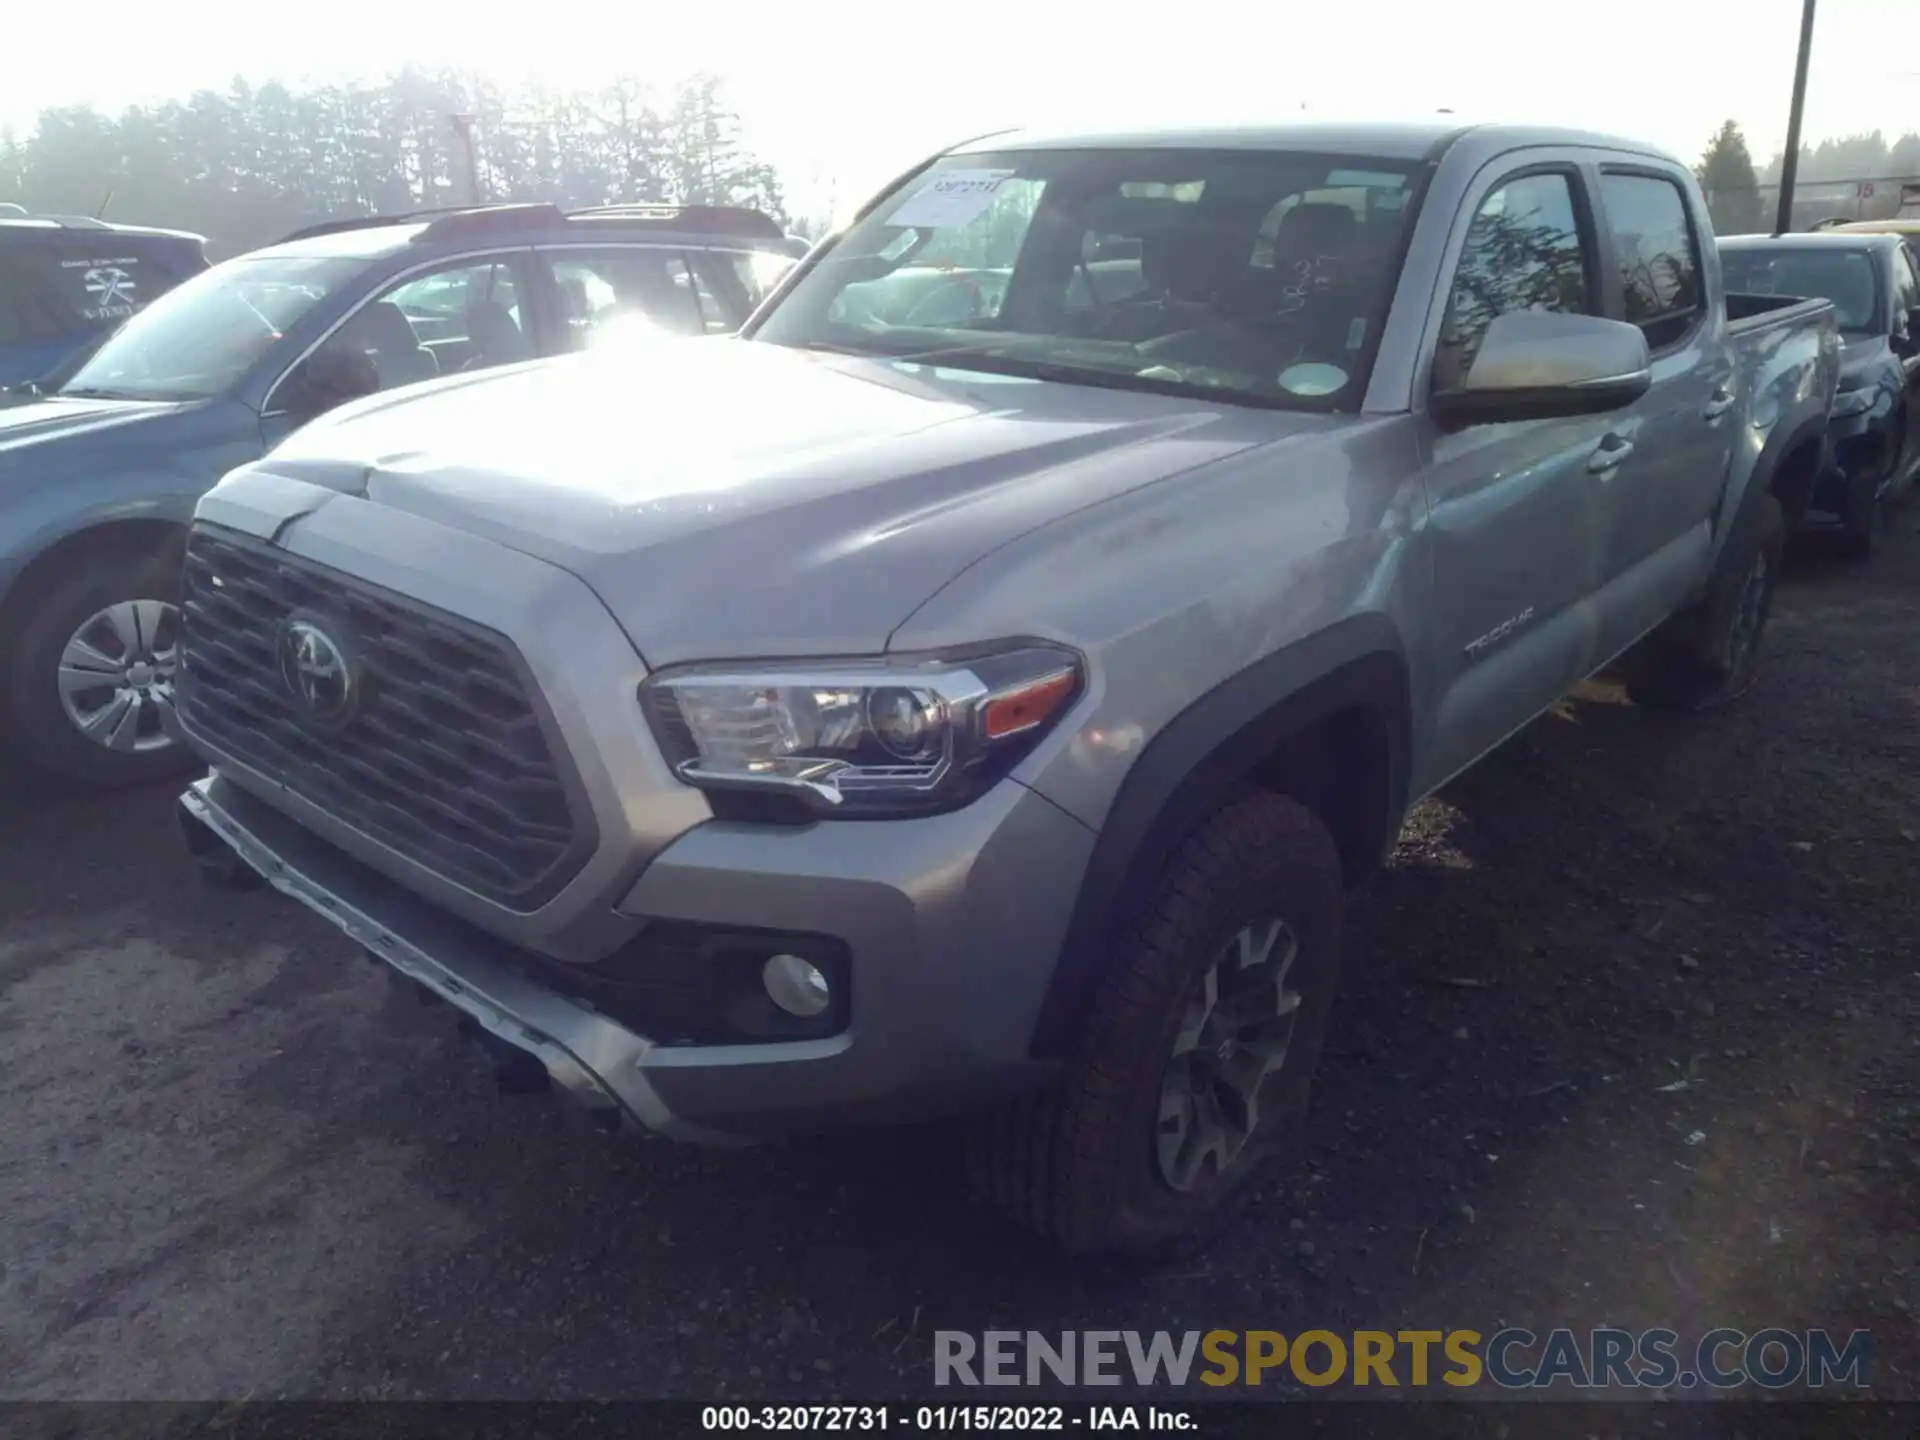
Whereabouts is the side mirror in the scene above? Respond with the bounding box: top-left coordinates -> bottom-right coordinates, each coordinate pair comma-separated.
1431,310 -> 1652,428
277,344 -> 380,420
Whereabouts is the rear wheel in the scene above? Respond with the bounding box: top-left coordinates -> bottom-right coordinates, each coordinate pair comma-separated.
966,792 -> 1344,1256
1625,495 -> 1784,712
1,550 -> 200,788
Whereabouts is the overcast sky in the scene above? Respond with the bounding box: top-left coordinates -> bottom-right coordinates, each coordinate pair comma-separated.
3,0 -> 1915,216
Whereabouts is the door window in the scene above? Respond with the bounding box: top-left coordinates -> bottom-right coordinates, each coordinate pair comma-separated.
1598,172 -> 1704,350
365,259 -> 529,383
544,246 -> 764,348
270,257 -> 529,418
1435,171 -> 1594,391
1892,245 -> 1918,330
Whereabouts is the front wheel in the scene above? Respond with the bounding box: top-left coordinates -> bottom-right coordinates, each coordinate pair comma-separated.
1,550 -> 200,788
1625,494 -> 1784,712
966,792 -> 1344,1256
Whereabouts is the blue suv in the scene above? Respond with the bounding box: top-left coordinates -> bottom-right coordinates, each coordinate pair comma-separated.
0,209 -> 209,390
0,201 -> 797,787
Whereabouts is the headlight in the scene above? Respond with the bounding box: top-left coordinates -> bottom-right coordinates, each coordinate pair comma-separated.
641,643 -> 1084,816
1830,387 -> 1874,420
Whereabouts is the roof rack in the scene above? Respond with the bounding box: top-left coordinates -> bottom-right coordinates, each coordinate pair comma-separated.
277,204 -> 525,245
278,199 -> 786,249
568,202 -> 785,242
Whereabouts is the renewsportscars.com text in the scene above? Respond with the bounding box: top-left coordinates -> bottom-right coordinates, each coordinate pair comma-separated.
934,1328 -> 1873,1391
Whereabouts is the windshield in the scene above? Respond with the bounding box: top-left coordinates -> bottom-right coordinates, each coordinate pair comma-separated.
1720,247 -> 1881,333
750,147 -> 1425,409
59,254 -> 362,401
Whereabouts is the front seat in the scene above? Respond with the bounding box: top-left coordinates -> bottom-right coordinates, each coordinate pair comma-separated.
1270,202 -> 1359,284
461,299 -> 531,370
340,300 -> 438,389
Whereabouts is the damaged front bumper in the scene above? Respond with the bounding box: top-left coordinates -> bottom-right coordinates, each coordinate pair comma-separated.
178,774 -> 746,1145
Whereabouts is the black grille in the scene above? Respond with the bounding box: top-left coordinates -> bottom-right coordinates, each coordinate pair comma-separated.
177,525 -> 593,910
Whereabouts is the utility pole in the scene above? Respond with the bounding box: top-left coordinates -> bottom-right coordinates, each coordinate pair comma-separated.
449,113 -> 483,206
1773,0 -> 1817,235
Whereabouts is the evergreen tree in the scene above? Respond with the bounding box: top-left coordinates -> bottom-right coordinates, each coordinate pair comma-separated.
1697,120 -> 1764,237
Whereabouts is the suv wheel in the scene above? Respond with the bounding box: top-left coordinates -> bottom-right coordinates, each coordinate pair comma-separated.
967,792 -> 1344,1256
2,552 -> 198,788
1625,494 -> 1784,712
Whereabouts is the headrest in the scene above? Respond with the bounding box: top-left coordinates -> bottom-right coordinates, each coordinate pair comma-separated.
346,300 -> 423,353
1276,202 -> 1358,255
1143,225 -> 1249,302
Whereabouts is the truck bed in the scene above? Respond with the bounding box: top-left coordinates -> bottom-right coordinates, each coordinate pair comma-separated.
1725,291 -> 1833,335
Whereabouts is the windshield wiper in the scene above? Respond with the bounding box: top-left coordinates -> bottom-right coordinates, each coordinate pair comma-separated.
880,345 -> 1278,407
58,385 -> 195,402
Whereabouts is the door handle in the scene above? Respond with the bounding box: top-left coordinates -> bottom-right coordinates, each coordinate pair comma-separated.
1588,433 -> 1634,474
1702,388 -> 1736,422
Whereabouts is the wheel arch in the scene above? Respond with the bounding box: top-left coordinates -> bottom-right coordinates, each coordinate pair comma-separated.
1737,410 -> 1829,538
0,515 -> 188,661
1028,617 -> 1412,1060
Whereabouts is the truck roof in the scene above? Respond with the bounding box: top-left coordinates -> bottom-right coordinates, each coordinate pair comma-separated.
951,118 -> 1682,167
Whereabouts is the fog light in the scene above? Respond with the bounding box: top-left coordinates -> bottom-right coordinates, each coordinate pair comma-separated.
763,953 -> 831,1017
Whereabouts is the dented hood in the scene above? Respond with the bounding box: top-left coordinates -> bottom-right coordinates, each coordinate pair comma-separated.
250,339 -> 1323,664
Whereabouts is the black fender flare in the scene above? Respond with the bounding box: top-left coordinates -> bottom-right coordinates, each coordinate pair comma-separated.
1028,616 -> 1412,1059
1726,409 -> 1828,543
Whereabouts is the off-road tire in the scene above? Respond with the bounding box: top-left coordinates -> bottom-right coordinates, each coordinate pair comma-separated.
965,792 -> 1344,1257
1,549 -> 199,789
1624,495 -> 1785,712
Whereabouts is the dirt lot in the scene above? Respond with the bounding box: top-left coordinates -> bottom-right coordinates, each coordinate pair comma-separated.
0,517 -> 1915,1408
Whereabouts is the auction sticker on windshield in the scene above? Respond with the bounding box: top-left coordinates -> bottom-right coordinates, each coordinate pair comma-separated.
888,169 -> 1018,229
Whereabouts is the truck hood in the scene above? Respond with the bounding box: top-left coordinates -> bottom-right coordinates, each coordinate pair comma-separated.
0,394 -> 188,456
258,339 -> 1321,664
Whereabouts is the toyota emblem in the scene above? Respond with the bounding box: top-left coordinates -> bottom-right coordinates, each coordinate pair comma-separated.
276,616 -> 359,725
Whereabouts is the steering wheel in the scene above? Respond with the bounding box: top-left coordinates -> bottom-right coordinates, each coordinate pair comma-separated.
903,278 -> 993,327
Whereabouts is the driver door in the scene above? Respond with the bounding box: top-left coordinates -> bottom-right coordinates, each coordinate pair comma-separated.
1416,161 -> 1619,795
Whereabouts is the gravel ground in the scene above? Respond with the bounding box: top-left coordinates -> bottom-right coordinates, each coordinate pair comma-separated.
1,517 -> 1915,1407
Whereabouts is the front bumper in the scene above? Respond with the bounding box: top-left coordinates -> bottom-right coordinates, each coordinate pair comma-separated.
181,768 -> 1092,1142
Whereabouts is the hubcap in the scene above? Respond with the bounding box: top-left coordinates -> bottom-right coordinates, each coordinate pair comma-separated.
1156,917 -> 1302,1193
1723,548 -> 1773,674
57,599 -> 183,754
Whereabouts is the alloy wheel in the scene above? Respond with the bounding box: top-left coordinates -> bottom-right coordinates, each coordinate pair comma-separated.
57,599 -> 183,754
1156,916 -> 1302,1193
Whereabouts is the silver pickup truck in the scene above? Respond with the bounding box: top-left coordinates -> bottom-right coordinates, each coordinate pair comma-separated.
175,120 -> 1839,1255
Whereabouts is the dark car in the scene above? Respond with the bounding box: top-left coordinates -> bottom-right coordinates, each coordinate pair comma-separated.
1720,232 -> 1920,555
0,210 -> 209,390
0,201 -> 798,788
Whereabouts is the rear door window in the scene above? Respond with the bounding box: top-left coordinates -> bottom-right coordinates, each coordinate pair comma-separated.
540,245 -> 769,345
542,247 -> 706,346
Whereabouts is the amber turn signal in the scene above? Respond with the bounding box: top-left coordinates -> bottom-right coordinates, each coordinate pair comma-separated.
982,669 -> 1078,741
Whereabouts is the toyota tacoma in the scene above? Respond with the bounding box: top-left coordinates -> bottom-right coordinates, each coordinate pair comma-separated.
175,120 -> 1839,1254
